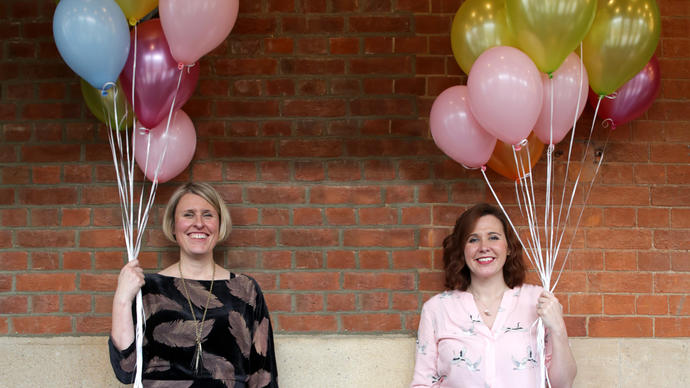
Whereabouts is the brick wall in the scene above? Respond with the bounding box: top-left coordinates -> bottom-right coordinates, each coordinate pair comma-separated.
0,0 -> 688,337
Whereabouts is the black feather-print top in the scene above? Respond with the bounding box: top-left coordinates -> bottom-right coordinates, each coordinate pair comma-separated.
108,273 -> 278,388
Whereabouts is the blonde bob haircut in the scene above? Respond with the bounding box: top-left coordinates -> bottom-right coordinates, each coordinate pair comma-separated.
162,182 -> 232,243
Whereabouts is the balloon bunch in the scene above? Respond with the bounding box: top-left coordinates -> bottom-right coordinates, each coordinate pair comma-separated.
53,1 -> 239,386
432,1 -> 661,387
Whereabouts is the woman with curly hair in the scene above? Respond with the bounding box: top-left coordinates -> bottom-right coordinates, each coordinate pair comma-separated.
411,203 -> 576,388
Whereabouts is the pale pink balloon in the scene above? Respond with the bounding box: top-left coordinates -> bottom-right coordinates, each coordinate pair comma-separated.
134,110 -> 197,183
159,0 -> 240,65
430,85 -> 497,168
533,53 -> 589,145
467,46 -> 543,145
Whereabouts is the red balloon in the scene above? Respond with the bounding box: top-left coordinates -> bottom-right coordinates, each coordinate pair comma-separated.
588,55 -> 660,128
120,19 -> 200,129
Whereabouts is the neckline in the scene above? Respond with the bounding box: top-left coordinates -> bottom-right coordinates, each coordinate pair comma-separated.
149,272 -> 233,282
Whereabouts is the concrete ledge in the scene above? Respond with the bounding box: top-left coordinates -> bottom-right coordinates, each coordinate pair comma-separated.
1,336 -> 688,387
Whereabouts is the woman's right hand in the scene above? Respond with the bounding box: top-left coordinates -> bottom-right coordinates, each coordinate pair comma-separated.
113,259 -> 145,305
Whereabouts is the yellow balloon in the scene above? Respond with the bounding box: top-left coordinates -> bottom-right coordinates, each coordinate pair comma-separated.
80,79 -> 135,130
450,0 -> 517,75
506,0 -> 597,74
582,0 -> 660,96
115,0 -> 158,25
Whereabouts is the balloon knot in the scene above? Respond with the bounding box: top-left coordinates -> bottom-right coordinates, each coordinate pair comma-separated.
547,72 -> 553,79
128,17 -> 138,27
178,63 -> 185,70
481,165 -> 486,172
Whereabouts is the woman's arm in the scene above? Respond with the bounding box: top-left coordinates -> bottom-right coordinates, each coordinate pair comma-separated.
538,291 -> 577,388
111,259 -> 145,350
410,304 -> 441,388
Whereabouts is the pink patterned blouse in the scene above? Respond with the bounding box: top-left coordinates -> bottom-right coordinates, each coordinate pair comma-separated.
411,284 -> 552,388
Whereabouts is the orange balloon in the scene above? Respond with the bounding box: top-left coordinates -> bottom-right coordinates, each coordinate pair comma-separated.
487,132 -> 545,180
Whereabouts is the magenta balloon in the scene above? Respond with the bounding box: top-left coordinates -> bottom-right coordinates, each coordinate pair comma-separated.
533,53 -> 589,145
467,46 -> 543,145
120,19 -> 200,129
430,85 -> 497,168
588,56 -> 661,128
160,0 -> 239,65
133,109 -> 197,183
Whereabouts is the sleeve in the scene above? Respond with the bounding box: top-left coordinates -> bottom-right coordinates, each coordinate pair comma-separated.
410,302 -> 441,388
108,337 -> 136,384
247,279 -> 279,388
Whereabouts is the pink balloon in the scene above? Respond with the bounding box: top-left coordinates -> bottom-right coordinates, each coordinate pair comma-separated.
159,0 -> 240,65
588,55 -> 660,128
134,109 -> 197,183
430,85 -> 497,168
467,46 -> 543,145
120,19 -> 200,129
533,53 -> 589,145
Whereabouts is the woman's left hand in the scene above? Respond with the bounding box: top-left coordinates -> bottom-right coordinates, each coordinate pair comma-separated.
537,291 -> 567,336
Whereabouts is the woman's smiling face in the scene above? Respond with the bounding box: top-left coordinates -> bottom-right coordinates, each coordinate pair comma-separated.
174,193 -> 220,260
463,215 -> 508,282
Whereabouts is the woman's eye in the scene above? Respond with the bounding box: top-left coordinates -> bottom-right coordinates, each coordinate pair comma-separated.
468,237 -> 478,243
490,235 -> 500,240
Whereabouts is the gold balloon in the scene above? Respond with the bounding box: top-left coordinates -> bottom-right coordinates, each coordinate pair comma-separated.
80,79 -> 134,130
115,0 -> 158,25
451,0 -> 517,75
582,0 -> 660,96
506,0 -> 597,74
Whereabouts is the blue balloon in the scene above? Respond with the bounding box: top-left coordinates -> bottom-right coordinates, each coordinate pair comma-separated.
53,0 -> 130,89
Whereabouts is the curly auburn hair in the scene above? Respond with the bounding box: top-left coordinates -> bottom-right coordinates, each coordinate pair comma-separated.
442,203 -> 525,291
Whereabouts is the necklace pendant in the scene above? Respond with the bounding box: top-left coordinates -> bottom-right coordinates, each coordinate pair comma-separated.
192,341 -> 203,375
483,309 -> 491,316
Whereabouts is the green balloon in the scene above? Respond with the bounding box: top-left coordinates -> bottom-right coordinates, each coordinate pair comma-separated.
582,0 -> 661,96
80,79 -> 135,130
451,0 -> 517,75
506,0 -> 597,74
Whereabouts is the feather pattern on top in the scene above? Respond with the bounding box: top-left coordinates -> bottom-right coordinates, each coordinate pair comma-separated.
152,318 -> 215,348
144,356 -> 171,373
174,278 -> 224,309
248,369 -> 272,388
143,293 -> 182,319
228,275 -> 257,308
202,352 -> 236,382
253,317 -> 270,356
228,310 -> 251,358
147,380 -> 193,388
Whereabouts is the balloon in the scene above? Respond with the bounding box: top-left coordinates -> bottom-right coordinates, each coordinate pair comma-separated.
467,46 -> 543,145
159,0 -> 240,65
80,79 -> 135,130
134,109 -> 197,183
505,0 -> 596,74
533,53 -> 589,145
430,86 -> 497,168
588,56 -> 660,128
115,0 -> 158,25
120,19 -> 200,129
582,0 -> 661,96
450,0 -> 517,75
487,132 -> 545,180
52,0 -> 130,89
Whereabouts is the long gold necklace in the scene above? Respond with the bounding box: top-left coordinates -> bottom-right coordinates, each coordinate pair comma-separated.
178,261 -> 215,375
469,288 -> 504,316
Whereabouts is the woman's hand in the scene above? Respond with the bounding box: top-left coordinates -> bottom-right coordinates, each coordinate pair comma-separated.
536,291 -> 567,336
113,260 -> 145,305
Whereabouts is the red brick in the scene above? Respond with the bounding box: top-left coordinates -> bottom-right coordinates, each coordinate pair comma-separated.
13,316 -> 72,334
75,316 -> 111,333
326,251 -> 356,269
654,230 -> 690,250
32,252 -> 59,270
670,295 -> 690,316
636,295 -> 668,315
655,317 -> 690,337
16,230 -> 75,248
569,294 -> 602,314
33,294 -> 59,313
392,251 -> 432,269
0,251 -> 27,270
295,251 -> 323,269
281,229 -> 338,246
0,296 -> 28,313
78,229 -> 124,248
327,293 -> 356,311
359,251 -> 390,269
343,272 -> 414,290
603,294 -> 636,315
79,273 -> 117,292
64,294 -> 92,313
295,293 -> 324,312
655,274 -> 690,293
263,293 -> 291,313
31,208 -> 58,227
589,317 -> 652,337
360,292 -> 389,310
227,229 -> 276,247
342,313 -> 401,331
604,251 -> 637,271
588,272 -> 652,293
586,228 -> 652,249
278,314 -> 337,331
280,272 -> 340,290
19,187 -> 77,205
